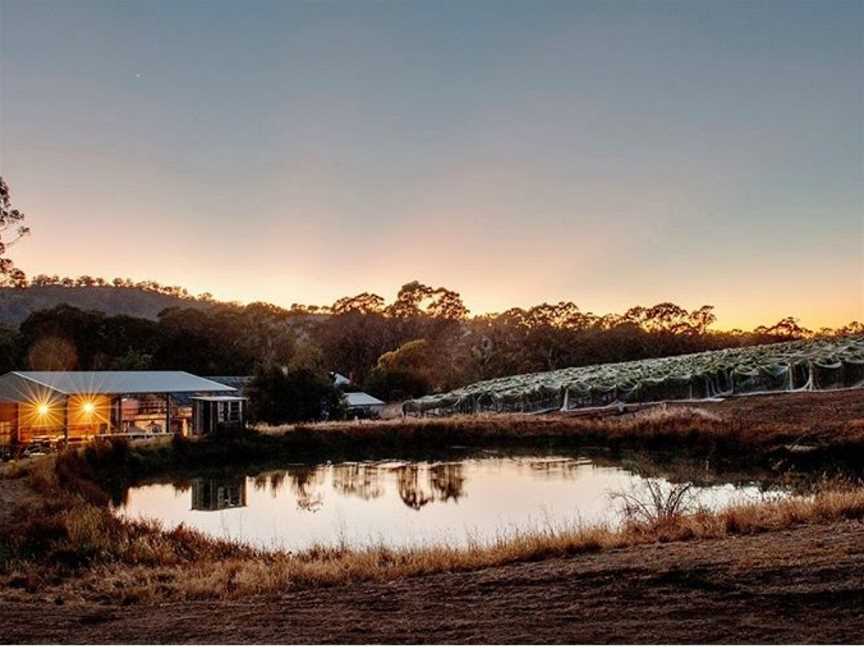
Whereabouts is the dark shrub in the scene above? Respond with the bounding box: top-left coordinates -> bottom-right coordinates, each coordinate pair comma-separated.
247,365 -> 346,425
364,367 -> 430,402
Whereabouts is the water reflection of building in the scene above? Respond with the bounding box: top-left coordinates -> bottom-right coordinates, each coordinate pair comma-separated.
191,477 -> 247,511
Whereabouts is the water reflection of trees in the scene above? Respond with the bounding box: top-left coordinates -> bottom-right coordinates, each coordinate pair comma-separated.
394,463 -> 466,510
287,466 -> 325,512
332,464 -> 384,500
395,466 -> 433,509
234,461 -> 469,512
252,472 -> 287,493
326,462 -> 468,510
428,463 -> 466,503
251,467 -> 326,511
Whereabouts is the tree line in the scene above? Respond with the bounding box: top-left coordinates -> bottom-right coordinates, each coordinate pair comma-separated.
0,280 -> 860,408
21,274 -> 217,303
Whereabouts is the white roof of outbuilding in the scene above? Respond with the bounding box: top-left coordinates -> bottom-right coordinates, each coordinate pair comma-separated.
344,391 -> 385,408
1,371 -> 236,397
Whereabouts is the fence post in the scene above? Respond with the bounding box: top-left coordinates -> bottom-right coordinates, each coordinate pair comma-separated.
63,397 -> 69,445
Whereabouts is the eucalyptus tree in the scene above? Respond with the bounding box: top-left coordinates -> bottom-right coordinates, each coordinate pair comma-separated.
0,177 -> 30,286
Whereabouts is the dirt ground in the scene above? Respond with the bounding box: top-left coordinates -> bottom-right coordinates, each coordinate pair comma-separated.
694,389 -> 864,427
0,474 -> 37,530
1,521 -> 863,644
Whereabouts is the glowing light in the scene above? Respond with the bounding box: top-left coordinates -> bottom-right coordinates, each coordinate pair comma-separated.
82,401 -> 95,414
37,403 -> 50,416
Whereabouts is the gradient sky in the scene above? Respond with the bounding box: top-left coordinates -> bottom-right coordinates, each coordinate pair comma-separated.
1,0 -> 861,329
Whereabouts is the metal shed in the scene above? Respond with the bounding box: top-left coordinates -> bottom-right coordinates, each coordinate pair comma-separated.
344,391 -> 386,416
0,371 -> 241,447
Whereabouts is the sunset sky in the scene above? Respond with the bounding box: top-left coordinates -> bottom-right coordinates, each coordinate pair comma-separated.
0,0 -> 861,330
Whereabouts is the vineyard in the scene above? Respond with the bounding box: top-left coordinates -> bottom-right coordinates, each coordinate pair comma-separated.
404,336 -> 864,416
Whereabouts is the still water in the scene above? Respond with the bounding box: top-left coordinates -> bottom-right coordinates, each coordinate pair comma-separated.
114,450 -> 787,550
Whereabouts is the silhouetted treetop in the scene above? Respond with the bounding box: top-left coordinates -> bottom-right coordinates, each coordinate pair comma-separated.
0,177 -> 30,287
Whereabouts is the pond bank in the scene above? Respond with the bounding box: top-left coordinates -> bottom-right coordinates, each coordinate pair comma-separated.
2,438 -> 863,604
2,519 -> 863,643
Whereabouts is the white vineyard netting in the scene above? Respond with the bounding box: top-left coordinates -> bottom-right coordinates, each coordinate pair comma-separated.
403,336 -> 864,416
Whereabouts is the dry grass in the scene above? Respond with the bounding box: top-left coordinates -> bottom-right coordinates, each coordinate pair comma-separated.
3,447 -> 864,604
18,486 -> 864,605
257,406 -> 864,466
0,446 -> 260,584
259,407 -> 726,438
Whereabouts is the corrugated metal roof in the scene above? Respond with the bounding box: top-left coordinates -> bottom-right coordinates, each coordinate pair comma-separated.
331,372 -> 352,386
4,371 -> 236,396
344,391 -> 385,408
190,395 -> 246,402
204,376 -> 252,393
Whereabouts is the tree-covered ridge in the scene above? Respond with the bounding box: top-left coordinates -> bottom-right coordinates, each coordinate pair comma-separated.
23,274 -> 216,302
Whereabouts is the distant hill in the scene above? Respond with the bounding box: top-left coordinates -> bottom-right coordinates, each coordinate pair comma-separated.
0,287 -> 207,327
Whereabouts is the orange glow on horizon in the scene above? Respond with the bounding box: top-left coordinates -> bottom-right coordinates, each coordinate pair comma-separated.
167,283 -> 863,332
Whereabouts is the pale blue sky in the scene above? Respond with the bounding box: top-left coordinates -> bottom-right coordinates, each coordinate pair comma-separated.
1,0 -> 861,327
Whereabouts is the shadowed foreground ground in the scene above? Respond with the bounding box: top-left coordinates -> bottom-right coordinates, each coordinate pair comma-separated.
3,520 -> 863,644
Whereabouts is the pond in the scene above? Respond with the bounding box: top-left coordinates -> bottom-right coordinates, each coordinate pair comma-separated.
113,449 -> 790,551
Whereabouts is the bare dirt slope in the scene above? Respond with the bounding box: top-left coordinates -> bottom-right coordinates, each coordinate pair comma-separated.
2,521 -> 863,644
690,389 -> 864,427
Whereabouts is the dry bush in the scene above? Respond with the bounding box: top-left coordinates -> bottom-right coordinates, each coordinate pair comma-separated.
611,479 -> 698,530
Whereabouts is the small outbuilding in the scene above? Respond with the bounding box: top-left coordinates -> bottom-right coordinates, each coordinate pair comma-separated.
343,391 -> 386,417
